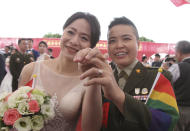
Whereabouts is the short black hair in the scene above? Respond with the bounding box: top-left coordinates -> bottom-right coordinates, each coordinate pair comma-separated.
11,47 -> 18,52
28,38 -> 33,43
38,41 -> 48,48
18,38 -> 27,45
165,54 -> 169,58
155,53 -> 160,58
108,16 -> 139,40
63,12 -> 100,48
48,48 -> 53,52
142,56 -> 147,62
175,40 -> 190,54
5,46 -> 11,50
165,57 -> 176,62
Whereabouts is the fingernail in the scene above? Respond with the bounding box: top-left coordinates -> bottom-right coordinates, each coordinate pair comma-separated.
80,75 -> 83,80
77,56 -> 81,61
85,55 -> 90,60
83,82 -> 88,86
73,57 -> 77,61
81,59 -> 87,64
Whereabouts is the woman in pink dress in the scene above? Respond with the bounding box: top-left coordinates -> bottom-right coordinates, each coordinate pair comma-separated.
19,12 -> 102,131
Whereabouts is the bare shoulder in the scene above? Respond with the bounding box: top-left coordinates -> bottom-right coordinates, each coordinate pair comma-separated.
23,62 -> 36,75
18,62 -> 36,87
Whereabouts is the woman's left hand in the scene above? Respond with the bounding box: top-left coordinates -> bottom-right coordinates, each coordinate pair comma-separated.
74,47 -> 107,73
74,47 -> 109,82
74,48 -> 121,101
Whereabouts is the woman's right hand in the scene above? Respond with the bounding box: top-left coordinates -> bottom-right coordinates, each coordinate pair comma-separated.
74,48 -> 125,105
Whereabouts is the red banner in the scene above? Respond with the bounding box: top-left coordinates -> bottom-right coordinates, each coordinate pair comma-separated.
137,42 -> 176,60
0,38 -> 175,61
0,38 -> 19,49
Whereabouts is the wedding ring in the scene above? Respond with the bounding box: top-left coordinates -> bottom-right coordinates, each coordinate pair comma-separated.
98,69 -> 103,76
87,48 -> 92,52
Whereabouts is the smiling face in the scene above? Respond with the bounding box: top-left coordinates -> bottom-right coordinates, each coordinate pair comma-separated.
4,46 -> 9,53
18,40 -> 29,53
60,18 -> 91,60
39,43 -> 47,54
108,24 -> 139,69
28,40 -> 33,49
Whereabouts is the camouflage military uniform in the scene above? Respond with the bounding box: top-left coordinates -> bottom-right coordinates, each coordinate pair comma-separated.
9,51 -> 34,91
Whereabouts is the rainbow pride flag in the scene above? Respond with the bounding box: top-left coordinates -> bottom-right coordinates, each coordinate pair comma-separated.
145,72 -> 179,131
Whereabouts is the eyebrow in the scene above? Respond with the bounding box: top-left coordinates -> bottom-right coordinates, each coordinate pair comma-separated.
109,34 -> 132,39
121,34 -> 132,37
108,36 -> 116,40
69,27 -> 90,38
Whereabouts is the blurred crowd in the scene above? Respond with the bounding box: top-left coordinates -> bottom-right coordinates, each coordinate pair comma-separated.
141,53 -> 176,70
0,38 -> 54,92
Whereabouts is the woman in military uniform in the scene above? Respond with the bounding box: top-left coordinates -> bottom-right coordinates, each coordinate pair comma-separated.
75,17 -> 177,131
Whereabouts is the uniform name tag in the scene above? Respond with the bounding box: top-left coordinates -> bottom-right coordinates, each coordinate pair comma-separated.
133,95 -> 148,101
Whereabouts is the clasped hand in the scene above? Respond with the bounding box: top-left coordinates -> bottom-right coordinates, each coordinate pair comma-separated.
73,47 -> 120,102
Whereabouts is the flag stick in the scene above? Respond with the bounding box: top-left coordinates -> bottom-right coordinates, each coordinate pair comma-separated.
145,72 -> 161,104
32,74 -> 37,88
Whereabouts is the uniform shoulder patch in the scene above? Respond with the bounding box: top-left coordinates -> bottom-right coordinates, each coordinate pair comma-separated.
146,66 -> 159,70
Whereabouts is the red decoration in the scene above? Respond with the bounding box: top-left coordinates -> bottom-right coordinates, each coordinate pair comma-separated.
25,79 -> 33,87
170,0 -> 190,7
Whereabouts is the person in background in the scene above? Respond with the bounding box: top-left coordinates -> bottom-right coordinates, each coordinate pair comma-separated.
169,40 -> 190,131
37,41 -> 50,61
9,38 -> 34,91
3,46 -> 11,58
10,47 -> 18,55
75,16 -> 178,131
148,56 -> 153,66
0,55 -> 13,93
0,46 -> 18,93
151,53 -> 162,67
141,55 -> 150,67
47,48 -> 55,59
0,54 -> 6,85
27,38 -> 40,61
0,47 -> 18,92
162,56 -> 176,70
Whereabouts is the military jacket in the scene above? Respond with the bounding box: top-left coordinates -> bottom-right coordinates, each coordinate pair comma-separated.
101,61 -> 172,131
9,51 -> 34,91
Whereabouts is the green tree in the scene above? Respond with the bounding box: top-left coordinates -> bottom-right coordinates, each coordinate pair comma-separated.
43,33 -> 61,38
139,36 -> 154,42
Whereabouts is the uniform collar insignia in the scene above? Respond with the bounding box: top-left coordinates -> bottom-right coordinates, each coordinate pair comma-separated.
136,69 -> 141,74
158,67 -> 163,72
